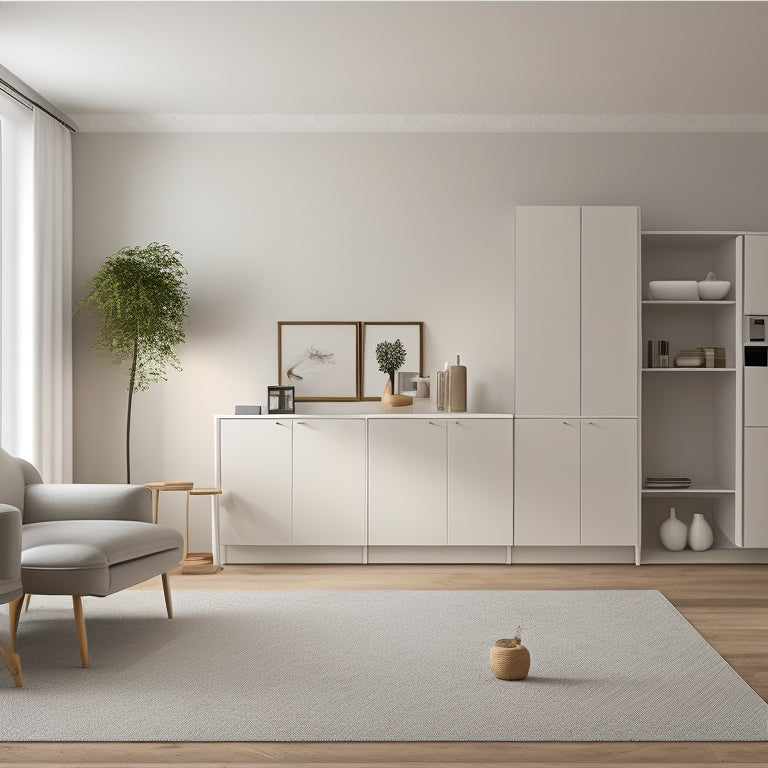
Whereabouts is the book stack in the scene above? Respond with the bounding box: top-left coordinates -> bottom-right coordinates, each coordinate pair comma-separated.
697,346 -> 726,368
645,476 -> 692,489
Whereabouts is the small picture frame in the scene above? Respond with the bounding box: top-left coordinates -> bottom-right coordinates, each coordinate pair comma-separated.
361,322 -> 423,401
278,321 -> 360,401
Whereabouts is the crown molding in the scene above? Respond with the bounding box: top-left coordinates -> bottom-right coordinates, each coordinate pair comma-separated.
71,112 -> 768,134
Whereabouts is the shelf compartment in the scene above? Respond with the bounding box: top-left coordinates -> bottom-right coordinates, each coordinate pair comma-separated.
640,496 -> 739,557
642,368 -> 736,373
641,372 -> 738,491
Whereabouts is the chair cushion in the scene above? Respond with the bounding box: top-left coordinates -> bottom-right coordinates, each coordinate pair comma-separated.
21,520 -> 183,569
0,579 -> 23,604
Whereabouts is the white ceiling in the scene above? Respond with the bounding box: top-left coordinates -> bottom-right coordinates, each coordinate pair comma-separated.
1,1 -> 767,132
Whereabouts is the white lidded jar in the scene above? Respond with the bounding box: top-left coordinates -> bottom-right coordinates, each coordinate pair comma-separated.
659,507 -> 687,551
688,513 -> 714,551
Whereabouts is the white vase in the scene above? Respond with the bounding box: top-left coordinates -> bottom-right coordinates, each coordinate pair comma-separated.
688,513 -> 714,551
659,507 -> 687,551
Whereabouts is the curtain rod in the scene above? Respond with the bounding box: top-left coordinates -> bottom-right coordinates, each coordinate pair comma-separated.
0,65 -> 78,132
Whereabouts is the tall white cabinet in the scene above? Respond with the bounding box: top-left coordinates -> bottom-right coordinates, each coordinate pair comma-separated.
514,206 -> 639,554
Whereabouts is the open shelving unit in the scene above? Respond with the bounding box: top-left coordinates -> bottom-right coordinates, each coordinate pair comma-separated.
639,233 -> 744,563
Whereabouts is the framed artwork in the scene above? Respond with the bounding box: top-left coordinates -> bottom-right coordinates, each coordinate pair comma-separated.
278,322 -> 360,401
361,322 -> 423,400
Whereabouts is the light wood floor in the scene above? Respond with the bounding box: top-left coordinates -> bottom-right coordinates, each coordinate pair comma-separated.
2,563 -> 766,768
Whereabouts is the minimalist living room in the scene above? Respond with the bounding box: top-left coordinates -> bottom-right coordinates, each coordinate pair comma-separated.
0,2 -> 766,767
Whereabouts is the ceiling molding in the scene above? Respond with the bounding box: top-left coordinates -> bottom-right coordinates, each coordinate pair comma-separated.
71,113 -> 768,134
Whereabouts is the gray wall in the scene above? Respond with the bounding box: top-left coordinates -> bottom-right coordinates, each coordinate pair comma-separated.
72,130 -> 768,548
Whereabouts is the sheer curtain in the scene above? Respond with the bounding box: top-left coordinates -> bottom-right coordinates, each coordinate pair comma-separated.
31,108 -> 73,482
0,97 -> 73,482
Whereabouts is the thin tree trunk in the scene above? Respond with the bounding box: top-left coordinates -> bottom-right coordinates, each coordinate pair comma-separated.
126,337 -> 139,484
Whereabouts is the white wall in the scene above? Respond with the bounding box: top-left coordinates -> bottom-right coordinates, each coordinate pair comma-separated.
72,130 -> 768,548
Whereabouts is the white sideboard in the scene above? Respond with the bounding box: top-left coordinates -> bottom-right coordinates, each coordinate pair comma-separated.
215,414 -> 515,564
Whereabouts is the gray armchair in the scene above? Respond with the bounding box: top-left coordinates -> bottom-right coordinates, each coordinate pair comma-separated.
0,448 -> 183,668
0,504 -> 23,686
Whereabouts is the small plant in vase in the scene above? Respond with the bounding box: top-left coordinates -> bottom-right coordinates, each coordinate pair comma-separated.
490,625 -> 530,680
375,339 -> 413,407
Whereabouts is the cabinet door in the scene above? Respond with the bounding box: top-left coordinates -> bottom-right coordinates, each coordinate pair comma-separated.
580,419 -> 637,546
218,419 -> 292,545
447,419 -> 513,545
513,418 -> 580,546
744,235 -> 768,315
368,419 -> 447,546
581,206 -> 639,417
515,206 -> 581,415
744,427 -> 768,547
292,419 -> 366,546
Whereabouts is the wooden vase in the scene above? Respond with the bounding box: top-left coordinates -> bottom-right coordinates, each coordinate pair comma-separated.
489,641 -> 530,680
381,378 -> 413,409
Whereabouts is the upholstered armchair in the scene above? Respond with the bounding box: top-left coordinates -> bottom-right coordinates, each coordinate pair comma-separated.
0,504 -> 23,686
0,448 -> 183,668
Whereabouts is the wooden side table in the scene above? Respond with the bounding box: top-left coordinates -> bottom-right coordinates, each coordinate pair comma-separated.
183,487 -> 223,574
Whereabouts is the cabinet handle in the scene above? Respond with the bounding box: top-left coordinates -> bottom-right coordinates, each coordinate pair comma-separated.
295,421 -> 305,425
428,420 -> 443,427
562,421 -> 577,427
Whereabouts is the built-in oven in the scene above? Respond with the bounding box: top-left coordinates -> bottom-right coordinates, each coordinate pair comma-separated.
744,316 -> 768,427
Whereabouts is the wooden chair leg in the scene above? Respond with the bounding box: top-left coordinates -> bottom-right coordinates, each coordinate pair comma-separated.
72,596 -> 89,668
8,596 -> 22,654
0,642 -> 22,687
161,573 -> 174,619
22,594 -> 31,613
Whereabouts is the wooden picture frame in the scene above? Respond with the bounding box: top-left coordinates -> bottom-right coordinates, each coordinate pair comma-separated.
278,322 -> 360,401
361,322 -> 424,401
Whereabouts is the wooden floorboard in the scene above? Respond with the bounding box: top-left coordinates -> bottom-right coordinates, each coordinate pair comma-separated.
1,563 -> 766,767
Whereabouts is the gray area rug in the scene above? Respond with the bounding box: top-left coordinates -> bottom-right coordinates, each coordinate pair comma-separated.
1,589 -> 766,742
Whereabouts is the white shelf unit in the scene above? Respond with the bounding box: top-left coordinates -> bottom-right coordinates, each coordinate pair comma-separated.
640,233 -> 744,563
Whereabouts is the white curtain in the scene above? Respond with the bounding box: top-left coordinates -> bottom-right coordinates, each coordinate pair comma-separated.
0,98 -> 73,481
31,108 -> 73,482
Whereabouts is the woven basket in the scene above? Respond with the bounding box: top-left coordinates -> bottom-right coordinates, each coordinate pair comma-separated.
489,642 -> 530,680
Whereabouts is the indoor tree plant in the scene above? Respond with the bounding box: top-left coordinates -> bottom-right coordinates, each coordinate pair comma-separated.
77,242 -> 189,483
375,338 -> 407,395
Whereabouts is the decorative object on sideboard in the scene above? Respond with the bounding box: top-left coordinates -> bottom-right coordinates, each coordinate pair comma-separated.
234,405 -> 262,415
268,386 -> 295,414
435,362 -> 450,412
414,376 -> 430,399
449,355 -> 467,412
688,513 -> 714,551
376,339 -> 413,409
396,370 -> 418,396
489,628 -> 530,681
278,321 -> 360,402
648,280 -> 699,301
647,339 -> 670,368
697,272 -> 731,301
658,507 -> 688,552
645,477 -> 691,489
361,322 -> 423,401
76,242 -> 189,483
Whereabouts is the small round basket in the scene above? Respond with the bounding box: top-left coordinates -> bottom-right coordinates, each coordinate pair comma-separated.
489,639 -> 530,680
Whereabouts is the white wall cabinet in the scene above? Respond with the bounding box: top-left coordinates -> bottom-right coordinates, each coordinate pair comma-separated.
218,418 -> 293,546
743,235 -> 768,315
515,205 -> 638,417
514,418 -> 637,547
368,418 -> 447,546
447,419 -> 514,545
218,417 -> 366,549
367,417 -> 514,547
292,419 -> 367,546
743,428 -> 768,548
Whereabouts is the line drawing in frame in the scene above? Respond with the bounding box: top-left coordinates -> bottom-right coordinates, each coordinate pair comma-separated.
278,321 -> 360,401
361,322 -> 423,401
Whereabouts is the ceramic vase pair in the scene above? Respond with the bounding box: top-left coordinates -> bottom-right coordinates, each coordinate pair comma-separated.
659,508 -> 713,552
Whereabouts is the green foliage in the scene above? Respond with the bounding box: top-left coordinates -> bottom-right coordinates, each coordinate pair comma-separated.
375,339 -> 407,375
77,243 -> 189,392
76,242 -> 188,482
375,338 -> 407,392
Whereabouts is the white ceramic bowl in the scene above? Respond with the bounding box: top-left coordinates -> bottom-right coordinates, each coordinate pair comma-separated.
697,279 -> 731,301
648,280 -> 699,301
